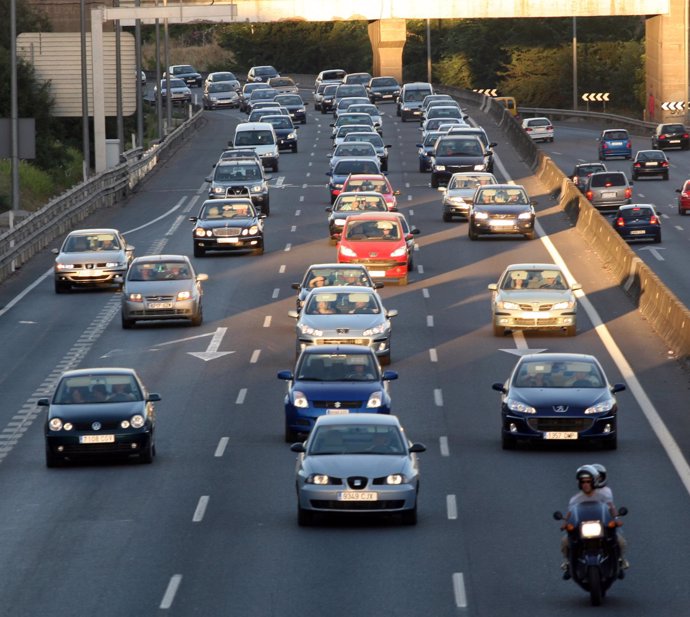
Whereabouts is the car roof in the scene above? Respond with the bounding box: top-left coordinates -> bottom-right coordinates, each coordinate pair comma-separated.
59,367 -> 137,378
305,284 -> 377,295
131,254 -> 191,264
618,203 -> 655,210
503,262 -> 565,271
235,122 -> 274,131
314,413 -> 401,427
67,228 -> 120,235
518,352 -> 597,363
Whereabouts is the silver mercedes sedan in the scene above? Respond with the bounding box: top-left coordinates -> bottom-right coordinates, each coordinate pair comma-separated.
288,286 -> 397,364
487,263 -> 581,336
290,413 -> 426,525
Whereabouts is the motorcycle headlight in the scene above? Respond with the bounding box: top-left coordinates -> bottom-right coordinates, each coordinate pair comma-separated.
386,474 -> 405,485
585,399 -> 615,414
366,391 -> 383,408
506,398 -> 536,414
339,245 -> 358,258
390,246 -> 407,258
298,324 -> 323,336
580,520 -> 604,538
128,293 -> 143,302
293,391 -> 308,408
497,300 -> 520,310
306,474 -> 330,484
176,291 -> 191,301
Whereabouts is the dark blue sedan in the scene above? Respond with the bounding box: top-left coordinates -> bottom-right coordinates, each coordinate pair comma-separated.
278,344 -> 397,442
492,353 -> 625,450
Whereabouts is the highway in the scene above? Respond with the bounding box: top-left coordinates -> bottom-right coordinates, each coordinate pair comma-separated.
0,84 -> 689,616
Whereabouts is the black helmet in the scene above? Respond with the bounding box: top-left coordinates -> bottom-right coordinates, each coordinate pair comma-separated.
575,464 -> 599,484
591,463 -> 607,488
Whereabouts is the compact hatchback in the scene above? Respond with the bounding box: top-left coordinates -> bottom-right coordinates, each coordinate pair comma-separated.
598,129 -> 632,160
584,171 -> 633,210
651,123 -> 690,150
612,204 -> 661,243
440,172 -> 498,221
676,180 -> 690,215
570,162 -> 607,192
468,184 -> 536,240
522,117 -> 554,142
341,173 -> 400,210
631,149 -> 669,181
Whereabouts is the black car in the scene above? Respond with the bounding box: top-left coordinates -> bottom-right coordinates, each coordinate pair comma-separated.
205,158 -> 271,215
325,191 -> 389,241
274,94 -> 307,124
492,353 -> 625,450
468,184 -> 536,240
631,149 -> 670,180
612,204 -> 661,243
651,123 -> 690,150
430,135 -> 494,187
261,114 -> 299,152
165,64 -> 202,87
239,83 -> 271,112
326,158 -> 382,204
40,367 -> 160,466
190,198 -> 265,256
367,76 -> 401,103
416,130 -> 444,172
570,162 -> 607,192
320,84 -> 339,114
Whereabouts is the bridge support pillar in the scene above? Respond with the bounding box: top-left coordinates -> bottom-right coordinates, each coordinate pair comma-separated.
645,0 -> 689,124
368,19 -> 406,81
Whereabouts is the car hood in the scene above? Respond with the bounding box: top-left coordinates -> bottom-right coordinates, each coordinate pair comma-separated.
208,91 -> 237,100
472,204 -> 532,215
445,188 -> 477,200
497,289 -> 575,303
300,314 -> 386,331
303,454 -> 408,476
341,239 -> 405,257
49,401 -> 146,420
197,217 -> 257,228
509,387 -> 612,410
434,154 -> 486,165
292,380 -> 383,398
55,250 -> 125,264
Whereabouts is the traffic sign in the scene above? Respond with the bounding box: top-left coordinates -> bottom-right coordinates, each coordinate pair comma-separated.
661,101 -> 685,111
581,92 -> 610,102
473,88 -> 498,97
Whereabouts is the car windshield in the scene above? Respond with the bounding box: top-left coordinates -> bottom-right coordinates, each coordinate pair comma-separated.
309,425 -> 406,455
334,144 -> 376,157
212,72 -> 235,81
500,269 -> 567,290
346,133 -> 384,148
475,187 -> 529,205
619,207 -> 654,220
436,138 -> 483,156
255,66 -> 277,77
448,175 -> 494,190
345,178 -> 388,192
334,160 -> 379,174
173,66 -> 195,74
128,261 -> 191,282
275,95 -> 302,105
214,163 -> 261,181
576,164 -> 604,176
264,117 -> 292,129
296,353 -> 379,382
305,291 -> 380,315
250,89 -> 278,101
661,124 -> 685,134
65,233 -> 120,252
54,374 -> 143,404
637,151 -> 666,161
209,83 -> 234,93
590,173 -> 626,188
604,130 -> 628,140
372,78 -> 397,86
201,202 -> 254,219
344,219 -> 401,241
428,107 -> 462,118
334,194 -> 387,212
405,90 -> 428,102
529,119 -> 551,127
303,268 -> 369,288
166,79 -> 186,89
513,360 -> 605,388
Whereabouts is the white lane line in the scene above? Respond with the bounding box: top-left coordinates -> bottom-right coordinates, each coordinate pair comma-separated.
185,194 -> 200,213
299,195 -> 304,202
291,225 -> 297,232
417,265 -> 424,274
407,195 -> 412,201
263,316 -> 272,328
675,225 -> 683,231
295,209 -> 301,216
422,288 -> 430,298
236,388 -> 247,404
192,496 -> 209,522
405,182 -> 410,188
429,348 -> 438,362
447,495 -> 458,520
409,209 -> 414,216
214,437 -> 229,457
279,265 -> 286,273
434,389 -> 444,406
126,197 -> 186,234
439,436 -> 449,456
165,215 -> 186,236
284,243 -> 292,252
452,573 -> 468,608
250,349 -> 261,363
160,574 -> 183,609
272,288 -> 280,299
275,176 -> 285,187
512,330 -> 529,350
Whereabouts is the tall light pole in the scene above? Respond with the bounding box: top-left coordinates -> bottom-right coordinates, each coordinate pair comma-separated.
10,0 -> 20,211
80,0 -> 90,178
572,17 -> 578,111
135,0 -> 143,148
426,19 -> 432,84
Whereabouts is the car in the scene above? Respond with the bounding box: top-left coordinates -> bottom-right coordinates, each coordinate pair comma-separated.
190,198 -> 265,257
238,82 -> 271,112
40,367 -> 161,467
468,183 -> 536,240
204,71 -> 240,92
343,131 -> 392,171
495,96 -> 520,119
267,76 -> 299,94
397,82 -> 434,121
423,105 -> 466,125
202,82 -> 240,110
326,191 -> 389,242
422,99 -> 462,120
215,148 -> 262,166
247,65 -> 279,83
584,171 -> 633,210
389,211 -> 421,269
430,135 -> 494,188
676,179 -> 690,215
421,93 -> 454,113
290,413 -> 425,525
245,88 -> 279,114
314,68 -> 346,89
165,64 -> 202,87
260,114 -> 298,152
154,78 -> 191,105
291,263 -> 382,311
344,72 -> 373,87
612,204 -> 662,243
344,103 -> 383,134
341,173 -> 400,210
334,84 -> 369,108
416,130 -> 445,173
273,93 -> 308,124
487,263 -> 580,337
53,228 -> 134,294
319,83 -> 339,114
247,106 -> 286,123
232,121 -> 279,172
631,149 -> 669,180
367,76 -> 400,103
288,285 -> 398,363
278,344 -> 398,442
337,212 -> 410,285
330,112 -> 376,137
334,96 -> 371,118
326,158 -> 382,204
439,171 -> 498,221
445,126 -> 495,151
420,116 -> 465,136
522,116 -> 554,142
570,162 -> 607,192
121,254 -> 207,328
313,82 -> 332,112
651,123 -> 690,150
492,353 -> 625,450
332,124 -> 374,148
327,142 -> 379,173
205,158 -> 271,215
597,129 -> 632,160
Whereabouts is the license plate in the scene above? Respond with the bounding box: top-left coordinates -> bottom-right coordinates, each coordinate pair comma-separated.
611,141 -> 623,146
630,230 -> 646,235
327,409 -> 349,415
670,139 -> 680,144
148,302 -> 173,309
338,491 -> 378,501
646,162 -> 658,166
602,191 -> 617,198
544,432 -> 578,440
217,237 -> 239,244
77,269 -> 103,277
368,270 -> 386,277
80,434 -> 115,444
489,220 -> 515,227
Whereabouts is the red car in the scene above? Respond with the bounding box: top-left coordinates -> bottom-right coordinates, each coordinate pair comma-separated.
341,173 -> 400,211
676,180 -> 690,215
337,212 -> 410,285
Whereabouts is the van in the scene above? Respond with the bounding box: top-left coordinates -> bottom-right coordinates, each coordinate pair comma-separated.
232,122 -> 279,172
397,82 -> 434,122
494,96 -> 519,119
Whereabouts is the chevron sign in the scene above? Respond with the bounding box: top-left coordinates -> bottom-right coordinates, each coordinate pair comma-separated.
581,92 -> 610,102
473,88 -> 498,97
661,101 -> 685,111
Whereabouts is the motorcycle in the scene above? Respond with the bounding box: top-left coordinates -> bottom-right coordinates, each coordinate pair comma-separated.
554,501 -> 628,606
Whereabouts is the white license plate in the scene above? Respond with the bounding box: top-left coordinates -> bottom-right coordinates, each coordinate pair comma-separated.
327,409 -> 349,415
217,237 -> 239,244
630,230 -> 646,235
77,269 -> 103,277
611,141 -> 623,146
80,434 -> 115,444
544,432 -> 578,440
646,162 -> 658,166
670,139 -> 680,143
489,220 -> 515,227
368,270 -> 386,277
602,191 -> 617,198
148,302 -> 173,309
338,491 -> 378,501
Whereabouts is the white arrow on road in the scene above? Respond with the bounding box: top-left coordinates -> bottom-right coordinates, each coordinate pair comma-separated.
187,327 -> 235,361
639,246 -> 665,261
499,330 -> 547,356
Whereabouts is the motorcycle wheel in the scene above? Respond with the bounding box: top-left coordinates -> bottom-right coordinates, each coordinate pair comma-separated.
588,566 -> 603,606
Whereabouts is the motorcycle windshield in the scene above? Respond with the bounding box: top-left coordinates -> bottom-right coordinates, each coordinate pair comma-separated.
570,500 -> 609,526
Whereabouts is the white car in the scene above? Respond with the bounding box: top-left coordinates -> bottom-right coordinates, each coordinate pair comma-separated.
522,117 -> 554,142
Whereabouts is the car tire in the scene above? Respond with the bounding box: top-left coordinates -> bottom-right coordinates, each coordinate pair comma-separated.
468,226 -> 479,241
272,161 -> 279,173
525,230 -> 536,240
380,350 -> 391,366
292,144 -> 298,153
493,324 -> 506,337
603,434 -> 618,451
302,118 -> 307,125
45,446 -> 64,468
430,174 -> 439,189
285,423 -> 299,443
139,440 -> 154,464
121,314 -> 135,329
443,212 -> 452,222
565,325 -> 577,337
398,274 -> 408,286
297,505 -> 315,526
190,306 -> 203,327
382,160 -> 388,172
253,245 -> 265,256
501,434 -> 517,450
663,173 -> 669,181
654,232 -> 662,244
396,106 -> 401,117
54,280 -> 69,294
193,244 -> 205,258
401,504 -> 418,525
419,160 -> 426,173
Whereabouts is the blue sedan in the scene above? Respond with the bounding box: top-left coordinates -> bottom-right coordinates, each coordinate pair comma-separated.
277,344 -> 397,442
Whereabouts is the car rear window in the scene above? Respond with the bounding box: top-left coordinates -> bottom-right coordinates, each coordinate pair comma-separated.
603,130 -> 628,140
620,206 -> 654,220
335,160 -> 380,174
590,172 -> 627,187
636,151 -> 666,161
576,164 -> 605,176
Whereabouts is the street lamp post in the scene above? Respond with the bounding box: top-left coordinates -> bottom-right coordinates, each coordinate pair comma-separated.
572,16 -> 578,111
80,0 -> 90,179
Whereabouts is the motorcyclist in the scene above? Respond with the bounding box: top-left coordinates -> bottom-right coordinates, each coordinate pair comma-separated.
591,462 -> 628,570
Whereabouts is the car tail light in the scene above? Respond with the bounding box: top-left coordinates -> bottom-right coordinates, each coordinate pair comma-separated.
625,140 -> 631,148
585,190 -> 593,200
547,125 -> 553,130
659,135 -> 667,141
633,162 -> 642,168
525,127 -> 532,132
683,133 -> 689,139
604,182 -> 613,187
661,161 -> 669,168
650,214 -> 659,225
602,142 -> 609,150
615,217 -> 625,227
625,187 -> 633,199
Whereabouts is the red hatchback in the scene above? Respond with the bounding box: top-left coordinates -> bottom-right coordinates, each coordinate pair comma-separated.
337,212 -> 410,285
676,180 -> 690,215
341,173 -> 400,211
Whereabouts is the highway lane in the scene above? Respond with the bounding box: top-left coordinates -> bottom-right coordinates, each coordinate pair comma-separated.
1,89 -> 690,616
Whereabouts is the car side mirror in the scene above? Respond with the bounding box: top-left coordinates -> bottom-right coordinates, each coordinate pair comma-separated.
290,442 -> 306,453
374,282 -> 384,289
291,283 -> 301,290
382,370 -> 398,381
386,309 -> 398,318
409,443 -> 426,453
37,398 -> 49,407
188,216 -> 198,222
492,382 -> 506,393
393,190 -> 401,195
196,273 -> 209,282
611,383 -> 626,393
205,176 -> 212,183
277,370 -> 293,381
147,393 -> 162,402
287,310 -> 300,319
487,283 -> 498,291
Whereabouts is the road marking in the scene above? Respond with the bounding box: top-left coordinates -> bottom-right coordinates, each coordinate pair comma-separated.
276,176 -> 285,187
214,437 -> 229,457
279,265 -> 286,273
236,388 -> 247,404
160,575 -> 182,609
452,573 -> 467,608
284,243 -> 292,252
447,495 -> 458,520
429,348 -> 438,362
250,349 -> 261,363
422,288 -> 430,298
187,327 -> 234,362
409,208 -> 414,216
417,265 -> 424,274
675,225 -> 683,231
426,315 -> 434,327
299,195 -> 304,202
291,225 -> 297,232
407,194 -> 412,201
439,436 -> 449,456
192,496 -> 209,522
295,209 -> 301,216
272,288 -> 280,299
434,389 -> 443,406
263,316 -> 272,328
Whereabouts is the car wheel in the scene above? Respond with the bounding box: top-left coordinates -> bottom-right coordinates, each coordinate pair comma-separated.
380,350 -> 391,366
632,174 -> 637,181
321,107 -> 327,115
565,324 -> 577,337
292,144 -> 298,153
654,232 -> 662,244
501,433 -> 517,450
121,314 -> 135,329
272,161 -> 279,173
468,226 -> 478,241
285,424 -> 299,443
396,107 -> 401,117
139,440 -> 154,464
419,161 -> 426,173
193,244 -> 205,258
401,503 -> 418,525
663,173 -> 669,181
679,206 -> 684,215
398,274 -> 408,286
302,118 -> 307,125
382,161 -> 388,172
297,505 -> 315,526
253,245 -> 265,256
443,212 -> 452,222
45,445 -> 64,468
54,280 -> 69,294
493,324 -> 506,337
430,174 -> 439,189
190,306 -> 203,327
401,114 -> 407,123
603,434 -> 618,451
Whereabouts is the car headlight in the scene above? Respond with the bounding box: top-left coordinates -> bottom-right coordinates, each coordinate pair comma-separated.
390,246 -> 407,258
518,212 -> 533,220
194,228 -> 208,238
248,225 -> 259,235
56,263 -> 74,270
128,293 -> 143,302
296,108 -> 305,113
446,197 -> 466,205
363,323 -> 387,336
366,391 -> 384,408
585,400 -> 615,414
176,291 -> 192,301
434,164 -> 446,171
130,414 -> 145,429
473,211 -> 489,220
339,245 -> 358,258
496,300 -> 520,310
105,261 -> 124,268
248,184 -> 262,193
287,132 -> 297,139
506,398 -> 536,414
293,390 -> 308,408
402,106 -> 411,111
552,300 -> 576,310
334,219 -> 346,226
48,418 -> 64,431
210,97 -> 218,102
298,324 -> 323,336
473,164 -> 486,171
386,474 -> 405,485
306,474 -> 330,484
211,186 -> 224,194
332,183 -> 343,190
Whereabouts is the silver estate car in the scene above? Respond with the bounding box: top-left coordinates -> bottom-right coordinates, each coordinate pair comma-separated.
440,171 -> 498,221
487,263 -> 581,337
288,286 -> 397,365
53,228 -> 134,293
290,413 -> 426,525
121,255 -> 207,329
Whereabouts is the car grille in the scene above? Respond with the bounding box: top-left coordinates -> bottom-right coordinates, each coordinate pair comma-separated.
313,401 -> 365,409
513,317 -> 560,326
225,187 -> 251,197
70,420 -> 123,431
518,303 -> 555,311
72,262 -> 112,268
316,338 -> 370,346
527,417 -> 594,432
310,500 -> 405,511
130,308 -> 191,316
356,259 -> 400,269
145,295 -> 175,301
488,213 -> 517,220
213,227 -> 241,237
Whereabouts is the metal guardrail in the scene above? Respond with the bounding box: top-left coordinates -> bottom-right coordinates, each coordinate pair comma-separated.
518,107 -> 657,135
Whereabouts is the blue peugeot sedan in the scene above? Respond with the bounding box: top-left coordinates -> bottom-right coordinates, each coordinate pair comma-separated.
277,344 -> 397,442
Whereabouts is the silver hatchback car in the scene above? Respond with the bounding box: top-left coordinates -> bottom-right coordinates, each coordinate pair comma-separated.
584,171 -> 633,210
440,172 -> 498,221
